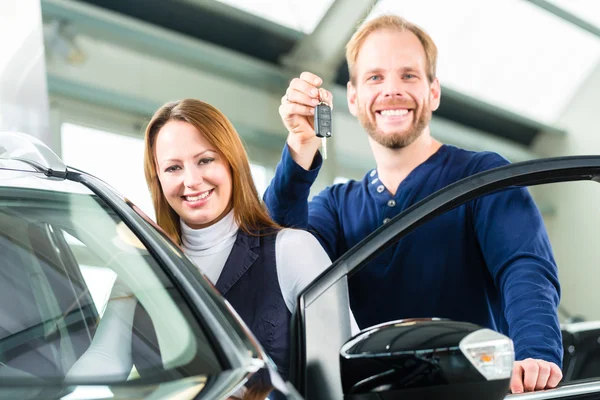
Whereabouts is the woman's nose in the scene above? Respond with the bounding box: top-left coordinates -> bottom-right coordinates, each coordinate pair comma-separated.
184,169 -> 203,189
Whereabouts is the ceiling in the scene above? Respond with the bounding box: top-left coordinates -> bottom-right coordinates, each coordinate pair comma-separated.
213,0 -> 600,126
71,0 -> 600,147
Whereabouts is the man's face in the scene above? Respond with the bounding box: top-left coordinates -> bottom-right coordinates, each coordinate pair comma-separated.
347,29 -> 441,149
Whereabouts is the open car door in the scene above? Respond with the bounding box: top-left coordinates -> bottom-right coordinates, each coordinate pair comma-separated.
289,155 -> 600,400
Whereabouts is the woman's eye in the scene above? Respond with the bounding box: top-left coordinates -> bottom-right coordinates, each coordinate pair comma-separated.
198,158 -> 214,165
164,165 -> 181,173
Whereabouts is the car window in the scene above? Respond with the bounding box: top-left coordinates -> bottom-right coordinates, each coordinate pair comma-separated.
0,173 -> 221,384
62,232 -> 117,317
385,180 -> 600,393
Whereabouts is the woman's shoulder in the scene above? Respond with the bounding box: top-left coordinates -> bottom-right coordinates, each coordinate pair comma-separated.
240,227 -> 318,248
275,228 -> 326,258
276,228 -> 320,245
275,228 -> 331,279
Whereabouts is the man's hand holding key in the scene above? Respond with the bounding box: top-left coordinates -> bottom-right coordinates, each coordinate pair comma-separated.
279,71 -> 333,170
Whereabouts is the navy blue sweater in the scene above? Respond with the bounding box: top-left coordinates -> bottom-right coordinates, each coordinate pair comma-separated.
264,144 -> 562,367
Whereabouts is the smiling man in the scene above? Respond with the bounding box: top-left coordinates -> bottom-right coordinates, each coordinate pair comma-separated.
263,15 -> 563,394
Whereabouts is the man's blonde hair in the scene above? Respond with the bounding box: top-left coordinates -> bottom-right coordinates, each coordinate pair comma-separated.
345,15 -> 438,84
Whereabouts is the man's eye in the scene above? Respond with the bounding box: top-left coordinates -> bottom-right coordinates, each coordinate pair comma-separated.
198,158 -> 215,165
404,74 -> 416,79
164,165 -> 181,173
368,75 -> 381,81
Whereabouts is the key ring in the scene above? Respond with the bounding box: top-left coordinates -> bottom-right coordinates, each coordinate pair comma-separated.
317,88 -> 329,107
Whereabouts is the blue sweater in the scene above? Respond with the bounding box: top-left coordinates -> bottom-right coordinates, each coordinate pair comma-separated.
264,143 -> 562,367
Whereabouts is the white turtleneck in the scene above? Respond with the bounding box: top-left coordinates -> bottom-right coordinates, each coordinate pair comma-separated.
181,210 -> 330,313
181,209 -> 240,284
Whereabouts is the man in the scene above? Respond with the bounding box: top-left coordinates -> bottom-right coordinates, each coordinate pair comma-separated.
264,15 -> 562,394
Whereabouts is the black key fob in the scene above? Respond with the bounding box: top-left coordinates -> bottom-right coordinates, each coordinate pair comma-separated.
314,102 -> 332,138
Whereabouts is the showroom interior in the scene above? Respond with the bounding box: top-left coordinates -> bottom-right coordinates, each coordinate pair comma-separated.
2,1 -> 600,396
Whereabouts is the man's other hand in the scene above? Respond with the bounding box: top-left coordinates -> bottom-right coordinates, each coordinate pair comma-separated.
510,358 -> 562,393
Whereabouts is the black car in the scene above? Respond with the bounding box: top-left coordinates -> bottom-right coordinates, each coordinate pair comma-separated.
1,131 -> 600,400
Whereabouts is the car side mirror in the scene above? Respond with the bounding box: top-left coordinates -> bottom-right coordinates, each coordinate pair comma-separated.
339,318 -> 514,400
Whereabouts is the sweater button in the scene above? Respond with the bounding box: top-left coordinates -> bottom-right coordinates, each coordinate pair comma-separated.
387,199 -> 396,207
376,185 -> 385,193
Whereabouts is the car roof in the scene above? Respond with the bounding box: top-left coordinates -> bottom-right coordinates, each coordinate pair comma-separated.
0,131 -> 67,179
0,168 -> 94,195
0,132 -> 92,194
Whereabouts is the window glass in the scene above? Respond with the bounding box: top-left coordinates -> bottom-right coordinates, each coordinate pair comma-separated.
61,123 -> 155,219
0,173 -> 221,383
250,163 -> 269,198
61,123 -> 272,215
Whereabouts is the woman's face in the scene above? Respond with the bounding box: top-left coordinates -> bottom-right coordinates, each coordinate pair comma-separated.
155,120 -> 232,229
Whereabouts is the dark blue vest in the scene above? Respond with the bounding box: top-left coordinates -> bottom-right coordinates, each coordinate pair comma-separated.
215,229 -> 291,380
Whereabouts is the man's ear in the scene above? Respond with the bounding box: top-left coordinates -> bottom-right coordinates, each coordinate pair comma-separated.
347,81 -> 358,117
430,77 -> 441,112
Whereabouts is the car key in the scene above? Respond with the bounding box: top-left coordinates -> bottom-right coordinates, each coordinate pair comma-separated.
314,100 -> 332,160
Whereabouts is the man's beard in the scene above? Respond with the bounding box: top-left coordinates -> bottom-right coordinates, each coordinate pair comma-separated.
357,102 -> 431,149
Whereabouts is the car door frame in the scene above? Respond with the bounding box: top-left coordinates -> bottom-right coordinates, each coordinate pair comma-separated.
292,155 -> 600,400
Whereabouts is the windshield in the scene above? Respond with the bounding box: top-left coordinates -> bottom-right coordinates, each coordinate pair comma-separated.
0,170 -> 222,385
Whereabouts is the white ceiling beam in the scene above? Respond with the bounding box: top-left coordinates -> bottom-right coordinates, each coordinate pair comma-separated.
280,0 -> 377,82
526,0 -> 600,39
41,0 -> 290,93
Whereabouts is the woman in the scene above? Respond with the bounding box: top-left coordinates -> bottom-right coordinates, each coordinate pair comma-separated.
142,98 -> 337,382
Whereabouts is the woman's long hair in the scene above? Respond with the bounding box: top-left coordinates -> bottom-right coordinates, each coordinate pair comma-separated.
143,99 -> 279,244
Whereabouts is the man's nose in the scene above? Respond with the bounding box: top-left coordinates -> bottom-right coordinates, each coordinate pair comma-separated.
382,75 -> 405,98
